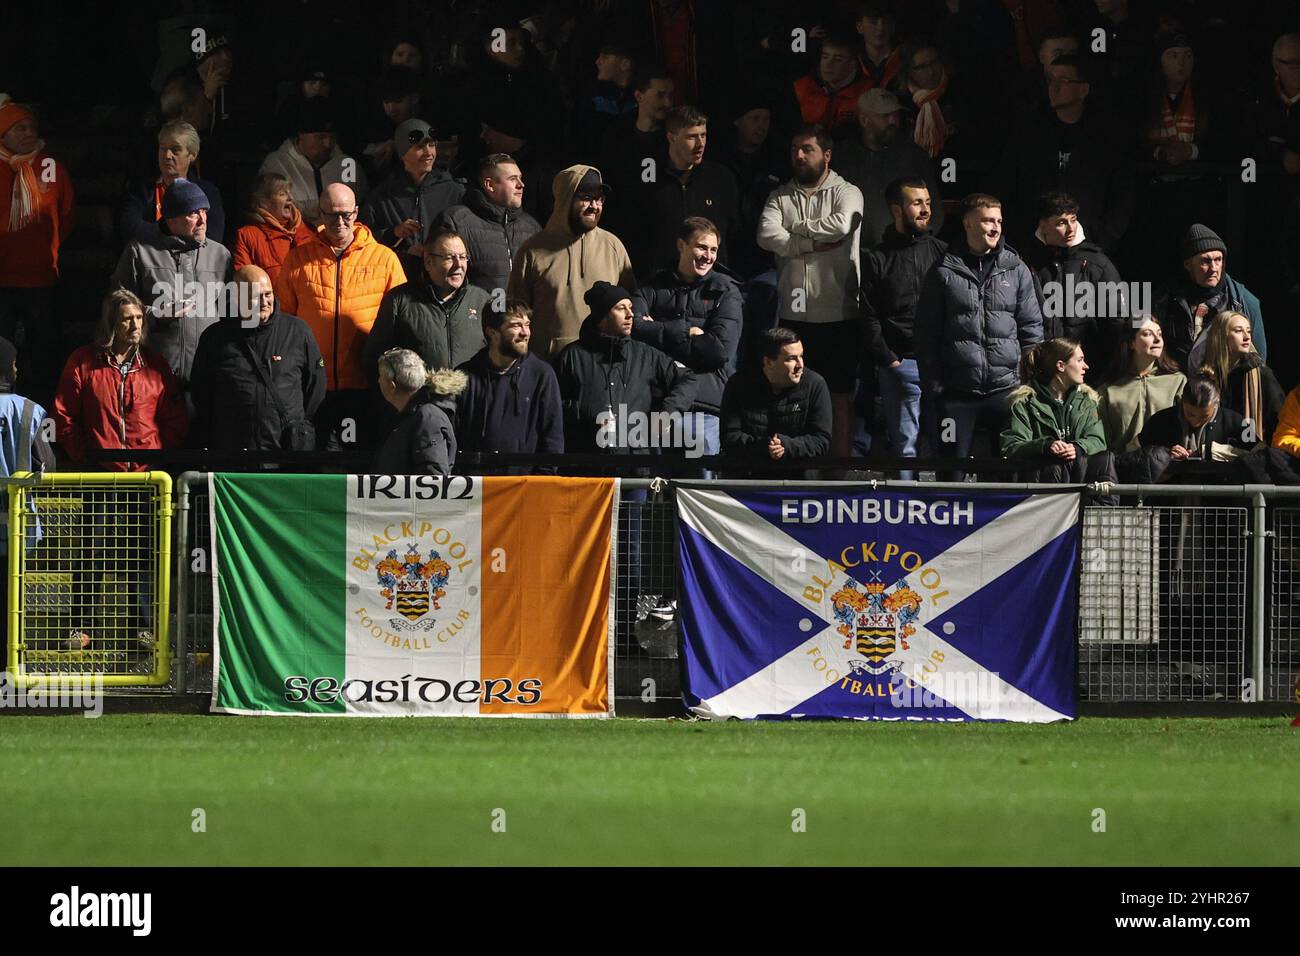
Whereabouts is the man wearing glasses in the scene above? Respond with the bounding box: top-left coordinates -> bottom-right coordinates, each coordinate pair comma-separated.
276,183 -> 404,449
994,54 -> 1135,255
508,165 -> 636,358
361,119 -> 465,281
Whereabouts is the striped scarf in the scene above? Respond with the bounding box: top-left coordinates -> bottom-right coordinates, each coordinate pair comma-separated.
1157,88 -> 1196,144
910,70 -> 950,158
1242,365 -> 1263,444
0,137 -> 47,232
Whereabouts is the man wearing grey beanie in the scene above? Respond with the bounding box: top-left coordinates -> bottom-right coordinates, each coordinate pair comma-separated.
1152,222 -> 1266,372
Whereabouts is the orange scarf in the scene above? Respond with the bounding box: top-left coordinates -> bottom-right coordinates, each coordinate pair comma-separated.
1157,87 -> 1196,144
0,137 -> 47,231
254,201 -> 303,238
911,70 -> 950,158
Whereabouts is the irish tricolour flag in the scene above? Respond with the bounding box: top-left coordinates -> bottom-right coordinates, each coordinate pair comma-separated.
209,474 -> 617,716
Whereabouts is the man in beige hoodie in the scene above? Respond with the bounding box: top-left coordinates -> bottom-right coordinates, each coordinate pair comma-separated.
508,165 -> 637,358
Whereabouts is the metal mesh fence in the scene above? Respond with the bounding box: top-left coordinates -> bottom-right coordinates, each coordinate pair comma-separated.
1079,505 -> 1248,702
614,484 -> 682,711
182,479 -> 213,694
11,477 -> 169,685
1268,507 -> 1300,703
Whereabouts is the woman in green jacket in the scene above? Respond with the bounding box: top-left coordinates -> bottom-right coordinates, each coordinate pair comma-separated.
1096,317 -> 1185,454
1000,337 -> 1118,486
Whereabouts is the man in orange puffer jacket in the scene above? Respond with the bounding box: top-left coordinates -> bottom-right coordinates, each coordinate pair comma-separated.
276,183 -> 404,448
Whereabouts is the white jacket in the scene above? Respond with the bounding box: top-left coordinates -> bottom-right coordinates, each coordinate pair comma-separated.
758,170 -> 863,324
259,138 -> 370,227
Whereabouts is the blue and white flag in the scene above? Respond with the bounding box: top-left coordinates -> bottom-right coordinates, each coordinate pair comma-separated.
677,488 -> 1079,722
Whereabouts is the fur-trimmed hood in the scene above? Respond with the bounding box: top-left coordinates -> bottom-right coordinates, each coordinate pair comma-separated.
1008,382 -> 1099,405
427,368 -> 469,397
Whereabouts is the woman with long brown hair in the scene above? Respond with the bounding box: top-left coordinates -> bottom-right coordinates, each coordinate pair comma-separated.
1097,316 -> 1186,454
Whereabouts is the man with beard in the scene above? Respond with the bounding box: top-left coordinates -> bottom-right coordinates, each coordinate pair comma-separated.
455,299 -> 564,475
833,89 -> 944,253
914,193 -> 1043,480
435,153 -> 540,297
508,165 -> 636,358
1153,224 -> 1266,373
758,125 -> 864,462
861,177 -> 947,478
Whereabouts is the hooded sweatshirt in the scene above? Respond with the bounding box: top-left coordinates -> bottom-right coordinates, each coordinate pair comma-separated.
507,165 -> 637,358
455,348 -> 564,473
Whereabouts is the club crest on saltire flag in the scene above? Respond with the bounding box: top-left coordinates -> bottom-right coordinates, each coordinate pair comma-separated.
209,473 -> 617,717
676,488 -> 1080,722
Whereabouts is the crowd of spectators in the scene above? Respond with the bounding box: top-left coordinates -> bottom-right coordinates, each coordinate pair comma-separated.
3,0 -> 1300,485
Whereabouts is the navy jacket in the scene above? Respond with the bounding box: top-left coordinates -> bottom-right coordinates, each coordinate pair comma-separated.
454,349 -> 564,474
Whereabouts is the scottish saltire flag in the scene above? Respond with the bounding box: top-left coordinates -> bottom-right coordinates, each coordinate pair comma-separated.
677,488 -> 1080,722
209,474 -> 617,717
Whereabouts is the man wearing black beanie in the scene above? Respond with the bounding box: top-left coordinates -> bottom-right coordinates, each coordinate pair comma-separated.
1152,223 -> 1267,372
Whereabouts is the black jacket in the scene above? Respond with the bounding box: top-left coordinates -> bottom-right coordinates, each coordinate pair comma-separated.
1223,356 -> 1285,444
454,349 -> 564,474
1139,403 -> 1247,454
372,372 -> 466,476
360,169 -> 466,280
860,228 -> 948,365
721,367 -> 832,462
635,160 -> 742,283
994,105 -> 1136,254
1027,237 -> 1125,368
555,314 -> 696,454
364,280 -> 489,389
914,241 -> 1044,397
436,188 -> 541,297
189,311 -> 326,451
630,265 -> 743,415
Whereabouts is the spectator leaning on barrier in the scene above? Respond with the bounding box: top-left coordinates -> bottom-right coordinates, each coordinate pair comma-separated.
455,299 -> 564,475
1027,192 -> 1125,368
54,289 -> 187,472
631,217 -> 743,458
999,337 -> 1117,488
1097,317 -> 1186,458
275,184 -> 404,450
260,99 -> 368,229
188,265 -> 325,452
508,165 -> 636,359
364,229 -> 488,388
860,176 -> 947,478
231,172 -> 316,284
113,177 -> 233,386
758,124 -> 864,462
119,120 -> 225,246
914,192 -> 1043,478
373,349 -> 465,478
0,94 -> 76,408
1154,224 -> 1267,374
1197,310 -> 1284,447
360,119 -> 466,281
435,153 -> 540,298
555,281 -> 695,456
1138,377 -> 1249,479
721,326 -> 832,472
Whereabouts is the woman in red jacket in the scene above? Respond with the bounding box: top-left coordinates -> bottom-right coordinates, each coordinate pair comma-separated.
54,289 -> 188,472
231,172 -> 316,283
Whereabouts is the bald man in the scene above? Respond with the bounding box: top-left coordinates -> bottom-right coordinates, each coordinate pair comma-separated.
275,182 -> 404,449
189,263 -> 326,451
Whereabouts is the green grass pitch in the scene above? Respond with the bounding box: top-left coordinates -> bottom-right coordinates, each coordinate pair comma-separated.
1,716 -> 1296,865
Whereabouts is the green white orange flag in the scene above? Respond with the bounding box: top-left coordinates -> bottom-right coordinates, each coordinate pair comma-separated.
209,474 -> 617,716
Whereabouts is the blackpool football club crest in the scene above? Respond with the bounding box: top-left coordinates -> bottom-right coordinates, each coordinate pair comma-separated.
376,544 -> 451,632
830,573 -> 922,676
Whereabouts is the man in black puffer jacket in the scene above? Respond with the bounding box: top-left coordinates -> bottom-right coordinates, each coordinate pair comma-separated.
721,326 -> 832,477
914,193 -> 1043,478
631,217 -> 742,458
1026,192 -> 1125,375
555,282 -> 695,458
861,177 -> 947,477
435,153 -> 540,297
190,265 -> 326,451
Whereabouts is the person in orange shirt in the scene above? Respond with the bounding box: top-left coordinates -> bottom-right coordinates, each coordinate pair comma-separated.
232,172 -> 316,283
275,183 -> 404,450
0,94 -> 76,407
793,34 -> 873,141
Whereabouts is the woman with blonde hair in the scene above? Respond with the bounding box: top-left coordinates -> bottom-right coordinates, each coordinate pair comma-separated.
1097,317 -> 1185,454
1197,310 -> 1283,445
